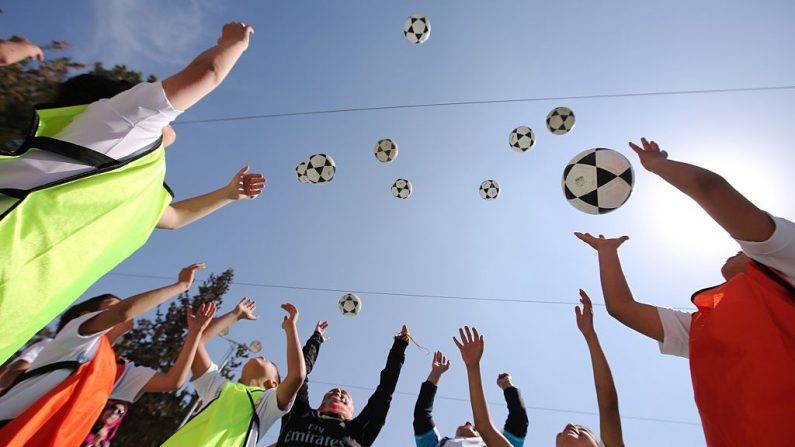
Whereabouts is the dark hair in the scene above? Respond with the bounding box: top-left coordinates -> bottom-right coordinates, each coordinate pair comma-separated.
270,361 -> 282,384
53,74 -> 135,107
56,293 -> 119,333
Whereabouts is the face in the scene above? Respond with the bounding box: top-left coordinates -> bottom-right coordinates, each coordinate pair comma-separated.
319,388 -> 354,420
101,403 -> 126,425
555,424 -> 598,447
242,356 -> 280,389
454,421 -> 479,438
721,251 -> 749,280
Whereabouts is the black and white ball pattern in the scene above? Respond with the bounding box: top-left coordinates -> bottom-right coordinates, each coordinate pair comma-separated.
404,15 -> 431,44
295,161 -> 309,183
391,178 -> 412,199
305,153 -> 336,183
546,107 -> 576,135
562,148 -> 634,215
479,180 -> 500,200
339,293 -> 362,317
509,126 -> 535,152
374,139 -> 399,163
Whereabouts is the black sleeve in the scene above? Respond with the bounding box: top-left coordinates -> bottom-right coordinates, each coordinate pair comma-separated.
502,386 -> 529,439
350,337 -> 408,446
413,380 -> 438,436
283,331 -> 325,425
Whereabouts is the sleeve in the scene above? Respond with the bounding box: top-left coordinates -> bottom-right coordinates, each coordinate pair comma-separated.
656,308 -> 692,358
350,337 -> 409,447
110,363 -> 157,403
96,81 -> 183,132
413,381 -> 441,446
190,363 -> 227,405
256,387 -> 291,439
16,339 -> 52,364
737,215 -> 795,283
283,331 -> 325,425
502,386 -> 529,446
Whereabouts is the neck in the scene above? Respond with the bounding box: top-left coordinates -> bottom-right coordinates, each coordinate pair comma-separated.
239,376 -> 267,388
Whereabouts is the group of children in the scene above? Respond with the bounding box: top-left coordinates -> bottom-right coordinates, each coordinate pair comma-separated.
1,19 -> 792,447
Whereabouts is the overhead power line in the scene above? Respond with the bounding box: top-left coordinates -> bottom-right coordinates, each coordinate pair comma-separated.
176,84 -> 795,125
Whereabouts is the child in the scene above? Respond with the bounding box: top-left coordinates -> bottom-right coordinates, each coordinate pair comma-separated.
82,400 -> 128,447
0,264 -> 212,446
576,137 -> 795,445
276,324 -> 410,447
555,290 -> 623,447
413,351 -> 529,447
0,21 -> 264,364
162,299 -> 306,446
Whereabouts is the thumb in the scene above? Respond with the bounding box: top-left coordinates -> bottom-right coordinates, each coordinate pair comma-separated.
236,166 -> 250,177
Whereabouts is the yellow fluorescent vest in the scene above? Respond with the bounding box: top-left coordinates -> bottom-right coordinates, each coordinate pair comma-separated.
0,104 -> 172,363
162,382 -> 265,447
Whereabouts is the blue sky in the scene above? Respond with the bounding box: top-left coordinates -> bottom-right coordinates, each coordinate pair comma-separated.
5,1 -> 795,445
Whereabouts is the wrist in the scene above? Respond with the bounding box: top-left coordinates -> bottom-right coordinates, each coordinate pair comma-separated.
427,371 -> 442,384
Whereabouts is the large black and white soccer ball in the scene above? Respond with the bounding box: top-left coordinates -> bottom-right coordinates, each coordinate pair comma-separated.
295,161 -> 309,183
305,153 -> 336,184
404,15 -> 431,44
339,293 -> 362,317
479,180 -> 500,200
391,178 -> 413,199
562,148 -> 634,215
374,139 -> 399,163
508,126 -> 535,152
546,107 -> 576,135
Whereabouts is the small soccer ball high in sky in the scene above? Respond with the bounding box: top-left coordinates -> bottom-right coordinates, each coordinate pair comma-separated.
508,126 -> 535,152
305,153 -> 336,184
546,106 -> 576,135
339,293 -> 362,317
391,178 -> 413,199
404,15 -> 431,44
562,148 -> 634,214
374,139 -> 399,163
479,180 -> 500,200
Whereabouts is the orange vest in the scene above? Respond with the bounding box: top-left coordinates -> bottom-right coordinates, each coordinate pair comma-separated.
690,261 -> 795,446
0,336 -> 121,447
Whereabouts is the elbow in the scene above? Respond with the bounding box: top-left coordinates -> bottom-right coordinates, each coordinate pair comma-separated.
165,374 -> 186,391
695,171 -> 729,195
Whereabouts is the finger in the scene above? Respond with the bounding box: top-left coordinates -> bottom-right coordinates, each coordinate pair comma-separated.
575,306 -> 582,319
236,166 -> 250,178
651,141 -> 660,151
472,327 -> 480,341
191,263 -> 206,270
453,336 -> 463,350
641,137 -> 650,150
620,235 -> 629,243
628,142 -> 642,154
458,328 -> 466,344
464,326 -> 473,343
246,26 -> 255,35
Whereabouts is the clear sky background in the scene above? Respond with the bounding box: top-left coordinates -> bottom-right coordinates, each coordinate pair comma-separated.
5,1 -> 795,445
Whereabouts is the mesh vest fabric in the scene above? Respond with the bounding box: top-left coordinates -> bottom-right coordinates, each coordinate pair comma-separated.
162,381 -> 264,447
0,105 -> 172,363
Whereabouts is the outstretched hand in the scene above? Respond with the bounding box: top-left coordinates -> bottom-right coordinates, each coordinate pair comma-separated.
235,298 -> 259,320
226,166 -> 266,200
575,289 -> 596,338
453,326 -> 484,367
177,263 -> 205,291
281,303 -> 299,330
629,137 -> 668,173
397,324 -> 411,342
315,320 -> 330,342
431,351 -> 451,375
187,302 -> 217,333
574,232 -> 629,252
218,22 -> 255,48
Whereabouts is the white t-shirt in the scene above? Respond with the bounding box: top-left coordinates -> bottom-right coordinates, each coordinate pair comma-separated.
0,81 -> 182,190
191,363 -> 291,446
15,338 -> 53,364
658,215 -> 795,358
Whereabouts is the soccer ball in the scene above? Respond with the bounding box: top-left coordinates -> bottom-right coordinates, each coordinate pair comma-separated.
479,180 -> 500,200
391,178 -> 412,199
508,126 -> 535,152
305,153 -> 336,183
374,139 -> 399,163
295,161 -> 309,183
404,15 -> 431,44
339,293 -> 362,317
562,148 -> 634,214
546,107 -> 576,135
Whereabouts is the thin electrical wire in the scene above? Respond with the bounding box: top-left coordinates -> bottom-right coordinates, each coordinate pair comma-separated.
308,379 -> 701,427
175,84 -> 795,125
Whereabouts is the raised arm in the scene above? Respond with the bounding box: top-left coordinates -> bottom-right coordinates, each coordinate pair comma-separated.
413,351 -> 450,445
156,167 -> 265,230
576,290 -> 624,447
574,233 -> 664,342
161,22 -> 253,111
351,325 -> 410,446
276,303 -> 306,411
498,374 -> 529,445
0,35 -> 44,66
454,327 -> 511,447
79,263 -> 204,336
630,137 -> 774,242
191,298 -> 259,378
285,321 -> 328,421
143,303 -> 216,392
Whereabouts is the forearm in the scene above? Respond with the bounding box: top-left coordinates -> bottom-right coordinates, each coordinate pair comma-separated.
413,381 -> 438,435
466,365 -> 510,447
0,41 -> 27,65
162,187 -> 234,230
303,332 -> 324,375
283,325 -> 306,387
189,41 -> 247,88
201,309 -> 240,343
503,387 -> 529,438
163,329 -> 203,389
585,333 -> 624,447
119,282 -> 187,320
